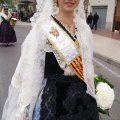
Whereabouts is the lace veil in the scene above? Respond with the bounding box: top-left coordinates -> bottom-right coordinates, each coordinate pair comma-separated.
2,0 -> 95,120
31,0 -> 95,98
0,8 -> 12,24
31,0 -> 95,99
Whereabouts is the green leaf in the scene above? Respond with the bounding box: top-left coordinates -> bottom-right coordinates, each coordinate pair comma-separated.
98,107 -> 110,116
94,75 -> 114,88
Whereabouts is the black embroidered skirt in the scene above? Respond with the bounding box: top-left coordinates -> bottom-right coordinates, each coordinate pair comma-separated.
39,74 -> 98,120
0,20 -> 17,43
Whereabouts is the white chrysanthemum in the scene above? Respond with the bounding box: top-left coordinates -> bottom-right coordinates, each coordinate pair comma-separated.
96,82 -> 115,110
11,18 -> 17,21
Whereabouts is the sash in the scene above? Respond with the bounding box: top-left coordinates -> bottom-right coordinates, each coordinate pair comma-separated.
42,17 -> 84,81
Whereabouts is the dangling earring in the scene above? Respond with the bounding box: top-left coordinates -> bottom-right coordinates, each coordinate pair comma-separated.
53,0 -> 58,12
76,9 -> 79,14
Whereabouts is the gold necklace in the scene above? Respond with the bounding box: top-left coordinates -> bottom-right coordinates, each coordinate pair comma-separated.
54,16 -> 80,48
59,19 -> 80,48
58,19 -> 74,31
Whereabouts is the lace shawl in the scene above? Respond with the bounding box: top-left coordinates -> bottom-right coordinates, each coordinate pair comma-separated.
2,27 -> 46,120
0,11 -> 11,24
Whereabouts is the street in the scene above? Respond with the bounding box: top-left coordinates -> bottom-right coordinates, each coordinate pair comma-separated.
0,26 -> 120,120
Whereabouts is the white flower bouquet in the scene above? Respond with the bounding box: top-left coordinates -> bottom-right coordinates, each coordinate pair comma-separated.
10,18 -> 17,28
94,75 -> 115,120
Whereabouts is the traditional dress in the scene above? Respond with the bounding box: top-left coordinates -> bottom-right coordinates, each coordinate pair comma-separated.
32,16 -> 97,120
2,1 -> 97,120
0,12 -> 17,44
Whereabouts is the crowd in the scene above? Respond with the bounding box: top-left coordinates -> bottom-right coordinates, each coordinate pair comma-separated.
18,7 -> 34,22
87,12 -> 99,30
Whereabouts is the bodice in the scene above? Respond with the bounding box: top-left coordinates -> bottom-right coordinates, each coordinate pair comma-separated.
45,52 -> 64,76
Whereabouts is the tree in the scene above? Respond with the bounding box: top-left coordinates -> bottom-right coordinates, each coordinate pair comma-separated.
0,0 -> 11,5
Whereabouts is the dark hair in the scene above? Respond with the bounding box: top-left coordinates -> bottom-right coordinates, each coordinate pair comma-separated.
4,8 -> 8,11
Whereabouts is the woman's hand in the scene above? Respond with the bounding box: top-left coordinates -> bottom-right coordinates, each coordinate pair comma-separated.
6,19 -> 9,21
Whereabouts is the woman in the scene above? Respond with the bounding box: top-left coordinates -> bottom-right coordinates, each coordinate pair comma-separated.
2,0 -> 97,120
0,8 -> 17,45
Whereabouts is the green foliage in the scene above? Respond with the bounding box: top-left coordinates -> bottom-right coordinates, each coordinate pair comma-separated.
94,74 -> 114,89
98,107 -> 110,116
0,0 -> 15,8
8,4 -> 14,9
0,0 -> 10,4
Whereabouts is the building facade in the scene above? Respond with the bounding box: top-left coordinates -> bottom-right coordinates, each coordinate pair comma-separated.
88,0 -> 116,31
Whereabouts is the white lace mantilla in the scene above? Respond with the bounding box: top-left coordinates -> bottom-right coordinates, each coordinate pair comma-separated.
2,0 -> 96,120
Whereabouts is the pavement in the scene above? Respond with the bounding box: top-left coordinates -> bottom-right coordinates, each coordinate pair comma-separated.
16,21 -> 32,27
92,30 -> 120,69
17,21 -> 120,69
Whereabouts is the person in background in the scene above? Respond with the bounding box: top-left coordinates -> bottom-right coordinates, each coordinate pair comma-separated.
12,11 -> 17,18
23,10 -> 27,22
14,7 -> 17,13
30,11 -> 34,18
87,12 -> 93,28
19,8 -> 24,21
0,8 -> 17,45
92,12 -> 99,30
27,10 -> 31,22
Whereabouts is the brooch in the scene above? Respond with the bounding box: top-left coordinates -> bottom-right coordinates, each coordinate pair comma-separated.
49,26 -> 59,38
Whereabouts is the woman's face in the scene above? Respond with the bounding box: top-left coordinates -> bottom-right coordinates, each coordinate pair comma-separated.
4,10 -> 8,15
57,0 -> 80,13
